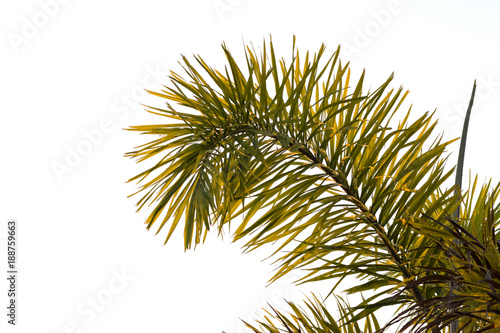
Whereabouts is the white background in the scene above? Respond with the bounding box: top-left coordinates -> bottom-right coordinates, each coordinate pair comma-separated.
1,1 -> 500,332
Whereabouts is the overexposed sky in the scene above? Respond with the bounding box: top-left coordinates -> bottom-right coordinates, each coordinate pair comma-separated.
1,1 -> 500,332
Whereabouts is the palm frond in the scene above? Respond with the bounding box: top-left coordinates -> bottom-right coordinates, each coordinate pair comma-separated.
243,293 -> 380,333
384,185 -> 500,332
126,37 -> 459,320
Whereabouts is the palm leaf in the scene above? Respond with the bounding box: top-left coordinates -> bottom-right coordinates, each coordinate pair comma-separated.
384,185 -> 500,332
126,37 -> 459,322
243,293 -> 380,333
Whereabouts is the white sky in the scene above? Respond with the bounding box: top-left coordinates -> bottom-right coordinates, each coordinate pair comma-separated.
1,1 -> 500,332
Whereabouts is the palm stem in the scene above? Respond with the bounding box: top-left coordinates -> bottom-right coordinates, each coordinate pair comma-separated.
296,145 -> 424,302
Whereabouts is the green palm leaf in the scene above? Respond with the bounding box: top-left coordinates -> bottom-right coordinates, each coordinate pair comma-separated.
126,37 -> 460,324
386,187 -> 500,332
243,293 -> 380,333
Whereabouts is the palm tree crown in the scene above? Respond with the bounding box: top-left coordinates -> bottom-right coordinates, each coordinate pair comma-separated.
126,37 -> 500,332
